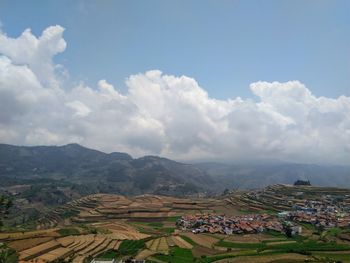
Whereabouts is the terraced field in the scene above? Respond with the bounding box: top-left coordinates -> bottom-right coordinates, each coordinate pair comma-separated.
4,185 -> 350,262
38,194 -> 221,229
228,184 -> 350,213
3,220 -> 149,262
12,234 -> 126,263
146,237 -> 169,252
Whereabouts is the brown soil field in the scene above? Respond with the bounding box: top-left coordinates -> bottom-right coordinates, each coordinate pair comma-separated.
78,235 -> 105,255
129,212 -> 171,218
67,236 -> 84,249
150,238 -> 160,251
162,221 -> 176,228
92,221 -> 149,240
128,217 -> 165,222
34,247 -> 73,262
88,238 -> 111,257
214,253 -> 312,263
157,237 -> 169,251
215,233 -> 284,243
19,240 -> 60,261
58,235 -> 115,263
106,239 -> 119,250
181,232 -> 219,248
192,245 -> 219,257
135,249 -> 158,260
171,235 -> 193,249
72,255 -> 84,263
0,229 -> 59,241
57,236 -> 75,247
145,239 -> 153,249
166,236 -> 175,247
39,193 -> 220,227
210,204 -> 242,216
72,235 -> 95,252
8,237 -> 54,251
114,240 -> 121,250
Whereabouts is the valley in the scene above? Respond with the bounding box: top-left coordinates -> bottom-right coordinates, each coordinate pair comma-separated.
1,184 -> 350,262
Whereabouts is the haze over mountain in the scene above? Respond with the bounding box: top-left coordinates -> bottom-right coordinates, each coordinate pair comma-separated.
1,143 -> 350,196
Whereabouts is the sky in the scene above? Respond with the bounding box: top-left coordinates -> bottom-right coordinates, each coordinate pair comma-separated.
0,0 -> 349,165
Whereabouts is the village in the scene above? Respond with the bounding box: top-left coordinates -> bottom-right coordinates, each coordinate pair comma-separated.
177,186 -> 350,236
176,214 -> 292,235
278,199 -> 350,229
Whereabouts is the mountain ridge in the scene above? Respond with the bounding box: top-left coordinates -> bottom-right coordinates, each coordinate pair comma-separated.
1,143 -> 350,194
0,143 -> 214,196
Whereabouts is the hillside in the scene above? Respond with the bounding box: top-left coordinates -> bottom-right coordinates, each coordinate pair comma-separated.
3,184 -> 350,263
0,143 -> 214,196
196,162 -> 350,189
2,144 -> 350,198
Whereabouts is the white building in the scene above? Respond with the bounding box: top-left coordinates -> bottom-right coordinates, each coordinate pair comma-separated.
91,259 -> 116,263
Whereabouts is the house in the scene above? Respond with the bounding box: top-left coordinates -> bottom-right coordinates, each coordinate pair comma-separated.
91,259 -> 117,263
291,226 -> 302,235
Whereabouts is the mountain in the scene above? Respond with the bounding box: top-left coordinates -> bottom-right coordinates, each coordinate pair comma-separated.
1,143 -> 350,227
0,143 -> 214,196
195,162 -> 350,189
1,143 -> 350,198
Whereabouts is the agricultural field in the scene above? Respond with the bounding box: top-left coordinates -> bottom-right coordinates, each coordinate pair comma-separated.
37,194 -> 222,229
2,185 -> 350,262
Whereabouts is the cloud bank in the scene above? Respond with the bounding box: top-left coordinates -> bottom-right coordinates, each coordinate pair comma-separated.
0,26 -> 349,164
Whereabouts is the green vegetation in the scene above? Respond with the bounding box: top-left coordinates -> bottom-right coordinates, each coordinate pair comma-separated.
77,224 -> 111,235
58,227 -> 80,236
196,250 -> 258,263
215,238 -> 350,255
152,247 -> 262,263
180,235 -> 198,246
217,240 -> 265,249
299,222 -> 314,230
268,240 -> 350,252
132,221 -> 175,234
320,227 -> 343,240
313,252 -> 350,262
0,243 -> 18,263
95,249 -> 118,259
160,227 -> 175,234
61,209 -> 80,219
154,247 -> 195,263
265,229 -> 289,238
0,195 -> 12,229
118,239 -> 145,256
147,222 -> 163,228
166,216 -> 180,222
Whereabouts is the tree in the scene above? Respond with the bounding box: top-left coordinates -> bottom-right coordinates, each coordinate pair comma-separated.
222,188 -> 230,196
0,243 -> 17,263
294,180 -> 311,186
0,195 -> 12,229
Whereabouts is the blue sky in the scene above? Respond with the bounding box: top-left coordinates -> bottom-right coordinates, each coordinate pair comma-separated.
0,0 -> 349,99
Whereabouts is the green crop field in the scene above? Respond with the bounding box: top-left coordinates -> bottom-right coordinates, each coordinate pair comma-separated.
153,248 -> 195,263
118,239 -> 146,256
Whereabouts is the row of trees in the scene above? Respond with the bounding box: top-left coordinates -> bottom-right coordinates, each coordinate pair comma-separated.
0,195 -> 15,263
0,195 -> 12,228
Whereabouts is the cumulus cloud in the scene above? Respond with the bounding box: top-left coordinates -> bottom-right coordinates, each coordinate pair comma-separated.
0,26 -> 349,165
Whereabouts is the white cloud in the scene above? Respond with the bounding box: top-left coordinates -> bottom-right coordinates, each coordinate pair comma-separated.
0,25 -> 66,88
66,100 -> 91,117
0,26 -> 349,165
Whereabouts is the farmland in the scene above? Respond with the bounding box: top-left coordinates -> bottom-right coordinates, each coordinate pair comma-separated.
1,185 -> 350,262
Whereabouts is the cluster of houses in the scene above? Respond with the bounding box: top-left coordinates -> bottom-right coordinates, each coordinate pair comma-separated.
176,214 -> 289,235
278,200 -> 350,229
242,184 -> 350,231
90,259 -> 145,263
